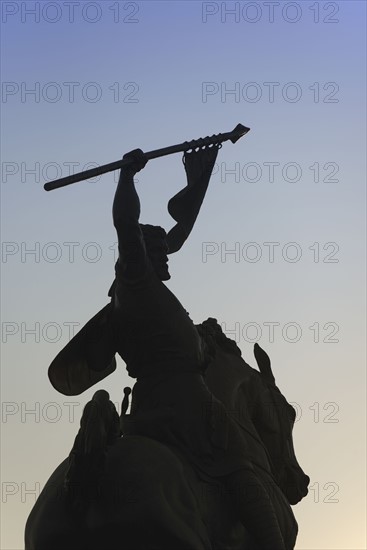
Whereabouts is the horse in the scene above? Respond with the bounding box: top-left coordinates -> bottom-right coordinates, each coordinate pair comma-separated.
25,333 -> 309,550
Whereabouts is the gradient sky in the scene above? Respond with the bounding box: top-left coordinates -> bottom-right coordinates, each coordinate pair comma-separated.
1,1 -> 366,548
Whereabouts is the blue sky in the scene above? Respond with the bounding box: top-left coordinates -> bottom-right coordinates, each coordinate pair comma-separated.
1,1 -> 366,548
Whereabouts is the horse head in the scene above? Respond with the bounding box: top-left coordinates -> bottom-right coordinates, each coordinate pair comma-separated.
200,318 -> 309,507
253,343 -> 310,504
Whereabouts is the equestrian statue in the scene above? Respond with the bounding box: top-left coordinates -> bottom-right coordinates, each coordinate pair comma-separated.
26,125 -> 309,549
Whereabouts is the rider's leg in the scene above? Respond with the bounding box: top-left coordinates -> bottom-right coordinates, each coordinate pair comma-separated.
223,468 -> 286,550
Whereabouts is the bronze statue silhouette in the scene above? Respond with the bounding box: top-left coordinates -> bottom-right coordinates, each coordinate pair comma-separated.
25,330 -> 309,549
28,141 -> 309,548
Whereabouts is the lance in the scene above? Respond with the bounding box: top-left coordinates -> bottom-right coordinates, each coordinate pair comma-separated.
44,123 -> 250,191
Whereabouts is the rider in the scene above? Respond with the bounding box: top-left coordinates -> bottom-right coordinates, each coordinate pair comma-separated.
109,149 -> 289,550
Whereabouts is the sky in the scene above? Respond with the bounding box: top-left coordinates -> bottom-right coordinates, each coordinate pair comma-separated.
1,1 -> 366,548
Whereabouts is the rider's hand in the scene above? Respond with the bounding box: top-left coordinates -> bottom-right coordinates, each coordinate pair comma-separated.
122,149 -> 148,174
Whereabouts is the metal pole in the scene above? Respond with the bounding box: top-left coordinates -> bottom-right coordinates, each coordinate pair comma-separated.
44,123 -> 250,191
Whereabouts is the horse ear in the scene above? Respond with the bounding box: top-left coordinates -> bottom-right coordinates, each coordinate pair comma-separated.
254,343 -> 275,385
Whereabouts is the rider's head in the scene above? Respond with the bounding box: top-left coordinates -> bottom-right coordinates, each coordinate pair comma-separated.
140,224 -> 170,281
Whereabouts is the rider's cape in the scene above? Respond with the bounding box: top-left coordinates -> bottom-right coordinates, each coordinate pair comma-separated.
48,147 -> 219,395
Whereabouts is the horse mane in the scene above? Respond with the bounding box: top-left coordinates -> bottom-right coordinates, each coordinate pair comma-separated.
196,317 -> 242,371
64,390 -> 120,510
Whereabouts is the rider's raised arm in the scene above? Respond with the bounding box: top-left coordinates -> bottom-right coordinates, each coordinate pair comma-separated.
112,149 -> 148,279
